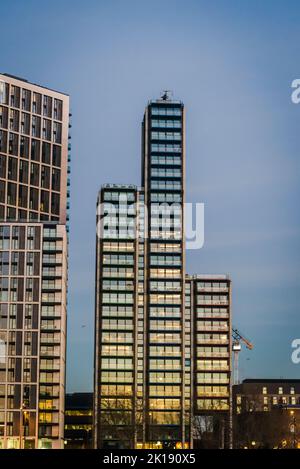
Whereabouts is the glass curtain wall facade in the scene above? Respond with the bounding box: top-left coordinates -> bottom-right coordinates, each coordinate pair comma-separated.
0,223 -> 67,449
187,275 -> 231,449
0,73 -> 69,224
94,185 -> 140,449
0,74 -> 70,449
142,99 -> 186,448
94,95 -> 232,449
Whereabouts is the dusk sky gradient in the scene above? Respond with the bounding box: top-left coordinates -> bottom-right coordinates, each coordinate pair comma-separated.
2,0 -> 300,391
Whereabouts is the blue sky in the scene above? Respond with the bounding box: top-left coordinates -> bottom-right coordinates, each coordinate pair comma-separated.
2,0 -> 300,390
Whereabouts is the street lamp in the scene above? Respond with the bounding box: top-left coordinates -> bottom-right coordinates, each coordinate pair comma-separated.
19,403 -> 28,449
290,410 -> 296,449
148,412 -> 152,449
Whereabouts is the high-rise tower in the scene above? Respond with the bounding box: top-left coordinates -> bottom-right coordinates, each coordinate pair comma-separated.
94,94 -> 231,449
141,95 -> 186,447
0,73 -> 70,449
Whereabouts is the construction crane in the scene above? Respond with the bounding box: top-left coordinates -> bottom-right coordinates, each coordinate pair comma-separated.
232,327 -> 253,385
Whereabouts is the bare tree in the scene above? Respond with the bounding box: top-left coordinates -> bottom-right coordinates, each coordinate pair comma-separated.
191,401 -> 229,449
99,395 -> 145,449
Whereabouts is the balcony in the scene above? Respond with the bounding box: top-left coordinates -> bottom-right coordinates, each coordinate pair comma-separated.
40,349 -> 60,357
196,300 -> 228,306
197,339 -> 229,345
40,337 -> 61,345
197,312 -> 229,319
196,325 -> 229,332
197,391 -> 229,397
197,378 -> 229,384
197,352 -> 229,358
197,365 -> 229,371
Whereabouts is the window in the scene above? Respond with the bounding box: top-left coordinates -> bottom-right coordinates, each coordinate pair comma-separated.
151,143 -> 181,153
278,387 -> 283,395
0,81 -> 9,105
21,89 -> 31,111
151,119 -> 181,129
52,145 -> 61,167
10,86 -> 20,108
8,133 -> 18,156
53,99 -> 62,120
43,96 -> 52,118
151,155 -> 181,166
51,168 -> 60,191
42,142 -> 51,164
41,166 -> 50,189
151,107 -> 181,116
0,106 -> 8,128
32,92 -> 41,114
51,193 -> 60,215
30,163 -> 40,186
197,399 -> 229,411
0,130 -> 7,153
18,184 -> 28,208
262,387 -> 267,395
7,182 -> 17,205
31,115 -> 41,138
8,157 -> 18,180
29,188 -> 39,211
20,136 -> 29,158
52,122 -> 61,144
40,191 -> 49,213
31,139 -> 40,161
151,167 -> 181,178
9,109 -> 19,132
42,119 -> 51,140
19,160 -> 29,183
151,131 -> 181,141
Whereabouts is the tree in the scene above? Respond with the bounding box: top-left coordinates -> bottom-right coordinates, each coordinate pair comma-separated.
191,401 -> 229,449
98,395 -> 145,449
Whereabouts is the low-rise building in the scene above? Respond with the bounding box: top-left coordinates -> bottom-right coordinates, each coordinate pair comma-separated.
64,393 -> 93,449
233,379 -> 300,449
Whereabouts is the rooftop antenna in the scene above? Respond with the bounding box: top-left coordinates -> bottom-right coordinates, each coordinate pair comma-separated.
161,90 -> 173,101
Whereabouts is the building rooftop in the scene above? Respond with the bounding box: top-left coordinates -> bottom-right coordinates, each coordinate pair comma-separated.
242,379 -> 300,384
186,273 -> 230,280
101,184 -> 137,190
148,90 -> 182,105
65,392 -> 93,409
1,72 -> 69,96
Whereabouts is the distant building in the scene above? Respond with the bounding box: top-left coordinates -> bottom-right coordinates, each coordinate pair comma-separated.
64,393 -> 93,449
233,379 -> 300,449
233,379 -> 300,413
